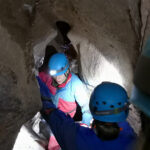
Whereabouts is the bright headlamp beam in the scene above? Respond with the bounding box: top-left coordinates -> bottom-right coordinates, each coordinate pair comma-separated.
49,70 -> 57,76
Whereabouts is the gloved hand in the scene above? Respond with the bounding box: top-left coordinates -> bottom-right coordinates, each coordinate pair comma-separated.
42,100 -> 56,110
41,100 -> 56,121
36,76 -> 52,100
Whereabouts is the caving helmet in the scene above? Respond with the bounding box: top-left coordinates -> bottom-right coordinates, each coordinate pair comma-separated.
90,82 -> 129,123
48,53 -> 69,76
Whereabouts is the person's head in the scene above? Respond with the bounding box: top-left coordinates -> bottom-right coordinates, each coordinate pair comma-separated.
48,53 -> 69,85
90,82 -> 129,140
38,45 -> 57,72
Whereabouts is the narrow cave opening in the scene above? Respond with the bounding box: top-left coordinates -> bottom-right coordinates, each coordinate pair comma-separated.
55,21 -> 71,44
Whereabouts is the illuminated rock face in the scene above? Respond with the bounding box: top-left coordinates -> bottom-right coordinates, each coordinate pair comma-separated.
0,20 -> 42,150
0,1 -> 42,149
0,0 -> 149,149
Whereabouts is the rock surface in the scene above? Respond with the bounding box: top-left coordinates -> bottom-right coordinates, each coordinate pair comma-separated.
0,0 -> 149,149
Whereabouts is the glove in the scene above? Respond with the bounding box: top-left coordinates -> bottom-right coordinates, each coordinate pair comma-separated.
41,100 -> 56,122
36,76 -> 52,100
41,100 -> 56,121
42,100 -> 56,110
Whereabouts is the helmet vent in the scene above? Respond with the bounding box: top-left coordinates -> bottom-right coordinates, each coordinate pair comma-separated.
110,105 -> 114,108
102,101 -> 106,105
96,101 -> 99,105
118,102 -> 122,105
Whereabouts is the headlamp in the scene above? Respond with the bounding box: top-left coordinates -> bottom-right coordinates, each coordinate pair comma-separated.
49,70 -> 57,76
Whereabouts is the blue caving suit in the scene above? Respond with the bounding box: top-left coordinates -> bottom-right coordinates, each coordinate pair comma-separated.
42,108 -> 136,150
37,72 -> 92,126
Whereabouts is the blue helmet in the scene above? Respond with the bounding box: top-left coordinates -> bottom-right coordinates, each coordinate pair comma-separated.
90,82 -> 129,123
48,53 -> 69,76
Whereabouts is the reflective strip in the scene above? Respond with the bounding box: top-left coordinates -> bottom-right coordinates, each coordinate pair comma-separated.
94,103 -> 129,116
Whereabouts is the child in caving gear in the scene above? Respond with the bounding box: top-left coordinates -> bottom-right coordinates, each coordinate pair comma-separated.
38,52 -> 92,125
37,52 -> 92,150
40,81 -> 137,150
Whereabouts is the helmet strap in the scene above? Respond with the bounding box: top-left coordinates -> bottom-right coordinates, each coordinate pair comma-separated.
61,69 -> 70,84
64,69 -> 70,77
52,79 -> 59,87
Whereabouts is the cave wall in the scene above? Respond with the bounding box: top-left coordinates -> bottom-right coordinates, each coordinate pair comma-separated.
0,0 -> 149,149
140,0 -> 150,50
33,0 -> 140,93
33,0 -> 142,134
0,0 -> 41,149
